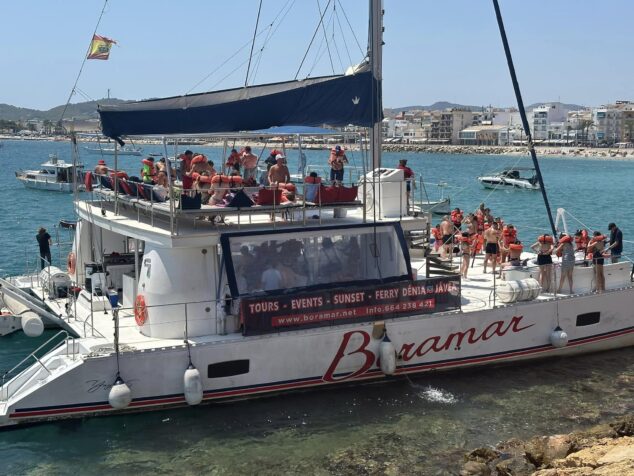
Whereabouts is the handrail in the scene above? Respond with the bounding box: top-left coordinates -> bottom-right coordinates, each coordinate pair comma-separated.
0,330 -> 75,401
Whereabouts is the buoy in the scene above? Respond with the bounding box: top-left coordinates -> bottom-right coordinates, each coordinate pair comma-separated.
549,326 -> 569,348
108,376 -> 132,409
379,334 -> 397,375
21,311 -> 44,337
183,364 -> 203,406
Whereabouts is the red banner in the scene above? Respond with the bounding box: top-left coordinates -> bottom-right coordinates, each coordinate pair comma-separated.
240,277 -> 461,335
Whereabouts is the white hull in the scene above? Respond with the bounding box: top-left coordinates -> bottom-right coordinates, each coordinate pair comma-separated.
414,198 -> 451,215
478,176 -> 540,190
16,176 -> 76,192
2,287 -> 633,428
84,147 -> 142,156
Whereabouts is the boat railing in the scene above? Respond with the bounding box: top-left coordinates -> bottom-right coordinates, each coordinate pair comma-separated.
87,174 -> 374,235
0,330 -> 77,401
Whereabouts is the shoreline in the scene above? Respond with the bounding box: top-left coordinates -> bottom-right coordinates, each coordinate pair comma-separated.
459,415 -> 634,475
2,135 -> 634,159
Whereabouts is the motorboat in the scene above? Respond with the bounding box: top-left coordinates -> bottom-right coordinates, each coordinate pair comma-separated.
414,182 -> 451,215
15,154 -> 84,192
1,0 -> 633,430
477,167 -> 540,190
84,145 -> 143,156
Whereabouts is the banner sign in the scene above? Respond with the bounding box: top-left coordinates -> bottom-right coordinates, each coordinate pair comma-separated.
240,276 -> 461,335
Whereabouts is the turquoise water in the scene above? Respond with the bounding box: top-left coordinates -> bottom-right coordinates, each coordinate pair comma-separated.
0,140 -> 633,475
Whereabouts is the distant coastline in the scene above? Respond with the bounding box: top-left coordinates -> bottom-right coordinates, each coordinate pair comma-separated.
2,135 -> 633,159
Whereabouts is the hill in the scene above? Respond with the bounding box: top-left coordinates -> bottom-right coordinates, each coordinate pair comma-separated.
0,98 -> 128,122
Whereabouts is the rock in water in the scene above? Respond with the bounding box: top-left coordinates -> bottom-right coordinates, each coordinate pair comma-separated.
460,460 -> 491,476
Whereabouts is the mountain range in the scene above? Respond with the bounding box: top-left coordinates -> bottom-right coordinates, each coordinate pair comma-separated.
0,99 -> 587,122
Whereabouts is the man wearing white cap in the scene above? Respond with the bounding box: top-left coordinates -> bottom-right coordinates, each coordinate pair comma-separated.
267,154 -> 291,185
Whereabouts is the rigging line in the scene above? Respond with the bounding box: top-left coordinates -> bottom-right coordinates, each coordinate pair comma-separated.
294,0 -> 333,80
306,8 -> 337,76
330,10 -> 345,72
249,0 -> 297,84
334,5 -> 354,67
492,0 -> 557,238
316,0 -> 335,75
186,27 -> 271,94
59,0 -> 109,124
336,0 -> 365,57
245,0 -> 264,87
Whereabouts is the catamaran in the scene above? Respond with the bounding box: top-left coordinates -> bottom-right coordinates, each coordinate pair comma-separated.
0,0 -> 632,429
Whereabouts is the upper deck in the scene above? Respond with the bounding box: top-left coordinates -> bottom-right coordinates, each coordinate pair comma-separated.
77,173 -> 426,248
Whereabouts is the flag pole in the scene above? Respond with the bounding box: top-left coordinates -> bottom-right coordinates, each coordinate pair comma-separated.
59,0 -> 110,124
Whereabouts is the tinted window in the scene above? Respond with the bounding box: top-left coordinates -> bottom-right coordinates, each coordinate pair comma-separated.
576,312 -> 600,327
207,360 -> 250,378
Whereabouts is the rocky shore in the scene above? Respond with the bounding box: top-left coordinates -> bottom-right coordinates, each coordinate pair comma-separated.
460,415 -> 634,476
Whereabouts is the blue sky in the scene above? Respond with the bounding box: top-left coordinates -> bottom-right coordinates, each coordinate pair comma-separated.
1,0 -> 632,110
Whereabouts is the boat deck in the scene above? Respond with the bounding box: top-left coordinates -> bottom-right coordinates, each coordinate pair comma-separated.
38,251 -> 613,353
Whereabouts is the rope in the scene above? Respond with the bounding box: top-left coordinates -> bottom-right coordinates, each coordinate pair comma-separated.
336,0 -> 365,57
316,0 -> 335,75
245,0 -> 263,87
333,3 -> 353,67
294,0 -> 333,80
59,0 -> 109,124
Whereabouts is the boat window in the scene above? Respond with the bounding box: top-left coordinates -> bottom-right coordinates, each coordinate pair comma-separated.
207,360 -> 250,378
221,223 -> 411,296
576,312 -> 600,326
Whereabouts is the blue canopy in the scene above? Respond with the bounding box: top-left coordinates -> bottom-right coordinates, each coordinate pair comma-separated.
98,70 -> 380,140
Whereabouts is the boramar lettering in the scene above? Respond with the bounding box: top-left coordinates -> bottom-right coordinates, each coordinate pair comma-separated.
323,316 -> 533,382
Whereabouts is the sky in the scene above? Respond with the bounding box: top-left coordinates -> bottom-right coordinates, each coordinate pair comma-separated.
1,0 -> 632,111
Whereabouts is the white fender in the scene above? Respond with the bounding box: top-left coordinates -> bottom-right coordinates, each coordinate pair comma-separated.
379,335 -> 397,375
549,326 -> 569,348
108,377 -> 132,409
21,311 -> 44,338
183,365 -> 203,406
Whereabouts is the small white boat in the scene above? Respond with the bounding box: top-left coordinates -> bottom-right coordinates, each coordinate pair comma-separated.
15,155 -> 84,192
84,145 -> 143,156
415,197 -> 451,215
477,167 -> 540,190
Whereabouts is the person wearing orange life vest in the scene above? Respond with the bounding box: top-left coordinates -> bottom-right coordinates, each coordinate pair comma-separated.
328,145 -> 348,183
178,150 -> 194,191
588,231 -> 606,292
450,208 -> 464,231
574,229 -> 589,252
500,224 -> 517,263
554,233 -> 575,294
431,224 -> 443,252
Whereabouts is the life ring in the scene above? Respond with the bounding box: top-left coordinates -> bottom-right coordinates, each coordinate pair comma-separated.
134,294 -> 148,326
67,251 -> 76,275
538,234 -> 554,244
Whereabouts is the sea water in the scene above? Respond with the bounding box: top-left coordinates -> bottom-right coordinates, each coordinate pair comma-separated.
0,140 -> 632,474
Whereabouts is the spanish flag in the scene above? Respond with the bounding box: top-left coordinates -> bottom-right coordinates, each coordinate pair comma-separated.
87,34 -> 117,60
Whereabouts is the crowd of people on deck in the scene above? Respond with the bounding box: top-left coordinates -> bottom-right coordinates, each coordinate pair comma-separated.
432,203 -> 624,294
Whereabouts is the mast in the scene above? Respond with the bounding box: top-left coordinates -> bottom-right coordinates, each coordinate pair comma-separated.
369,0 -> 384,170
492,0 -> 557,238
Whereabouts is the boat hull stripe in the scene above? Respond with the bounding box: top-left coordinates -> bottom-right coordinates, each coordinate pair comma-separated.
9,325 -> 634,419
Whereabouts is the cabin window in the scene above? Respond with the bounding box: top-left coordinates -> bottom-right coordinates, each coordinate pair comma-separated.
207,360 -> 250,378
576,312 -> 600,326
221,223 -> 411,296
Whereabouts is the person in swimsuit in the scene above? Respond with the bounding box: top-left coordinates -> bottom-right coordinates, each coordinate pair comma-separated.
459,232 -> 472,280
483,222 -> 501,274
530,234 -> 554,293
439,215 -> 455,259
555,233 -> 575,294
589,231 -> 606,292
